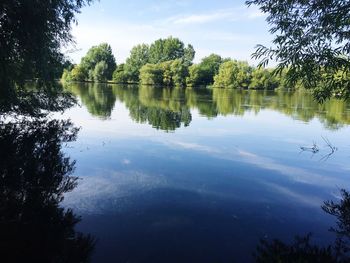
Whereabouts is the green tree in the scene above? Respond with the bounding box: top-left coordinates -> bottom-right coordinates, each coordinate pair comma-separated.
183,44 -> 196,67
170,59 -> 188,87
80,43 -> 116,81
160,61 -> 173,86
0,0 -> 92,115
149,37 -> 184,63
213,60 -> 253,88
246,0 -> 350,101
249,68 -> 279,90
139,64 -> 164,86
93,61 -> 109,82
186,65 -> 202,87
139,59 -> 189,87
186,54 -> 224,87
54,58 -> 74,79
69,65 -> 87,82
113,64 -> 129,83
149,37 -> 194,65
124,44 -> 150,82
61,69 -> 71,82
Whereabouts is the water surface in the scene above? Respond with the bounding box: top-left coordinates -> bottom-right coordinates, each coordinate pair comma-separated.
61,83 -> 350,262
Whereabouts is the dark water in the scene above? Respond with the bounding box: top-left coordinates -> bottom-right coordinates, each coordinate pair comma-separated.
59,83 -> 350,262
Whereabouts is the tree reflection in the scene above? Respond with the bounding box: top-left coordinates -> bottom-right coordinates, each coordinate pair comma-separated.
186,87 -> 218,118
0,119 -> 95,263
254,189 -> 350,262
1,82 -> 77,118
112,84 -> 192,131
129,104 -> 191,131
64,83 -> 350,131
65,82 -> 116,119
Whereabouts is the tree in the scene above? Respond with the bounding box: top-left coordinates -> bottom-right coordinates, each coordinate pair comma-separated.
160,61 -> 173,86
69,65 -> 87,82
149,37 -> 184,63
80,43 -> 116,81
170,59 -> 188,87
186,65 -> 202,87
213,60 -> 253,88
139,64 -> 164,86
246,0 -> 350,101
124,44 -> 150,82
93,61 -> 109,82
149,37 -> 194,65
113,64 -> 129,83
249,68 -> 279,90
186,54 -> 224,87
0,0 -> 92,114
139,59 -> 189,87
183,44 -> 196,67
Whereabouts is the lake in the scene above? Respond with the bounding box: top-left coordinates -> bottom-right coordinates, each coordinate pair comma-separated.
60,83 -> 350,262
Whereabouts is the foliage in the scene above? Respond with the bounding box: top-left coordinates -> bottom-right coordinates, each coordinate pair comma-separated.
254,234 -> 335,263
149,36 -> 195,65
249,68 -> 279,90
160,61 -> 173,86
116,38 -> 194,83
213,60 -> 253,88
69,65 -> 87,82
139,64 -> 164,86
170,59 -> 189,87
54,59 -> 74,79
183,44 -> 196,67
246,0 -> 350,101
80,43 -> 116,81
139,59 -> 189,87
62,43 -> 116,83
93,61 -> 109,82
186,54 -> 224,87
113,64 -> 130,83
322,189 -> 350,260
124,44 -> 150,82
69,37 -> 193,85
0,0 -> 92,114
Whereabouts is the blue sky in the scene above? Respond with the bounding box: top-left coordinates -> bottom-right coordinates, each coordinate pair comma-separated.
68,0 -> 272,65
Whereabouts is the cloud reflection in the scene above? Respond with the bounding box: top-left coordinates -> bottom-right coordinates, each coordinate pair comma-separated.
162,139 -> 345,188
64,170 -> 167,214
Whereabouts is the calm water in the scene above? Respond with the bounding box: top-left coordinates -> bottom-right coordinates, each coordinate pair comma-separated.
60,83 -> 350,262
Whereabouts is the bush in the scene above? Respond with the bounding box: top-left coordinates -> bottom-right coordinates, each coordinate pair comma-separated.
213,60 -> 253,88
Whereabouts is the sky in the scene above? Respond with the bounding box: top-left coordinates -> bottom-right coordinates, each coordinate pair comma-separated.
67,0 -> 273,65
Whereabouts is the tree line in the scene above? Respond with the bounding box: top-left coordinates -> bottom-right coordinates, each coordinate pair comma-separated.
62,37 -> 302,91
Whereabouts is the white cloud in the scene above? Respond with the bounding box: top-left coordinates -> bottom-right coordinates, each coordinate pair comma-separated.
165,6 -> 265,25
248,10 -> 265,19
169,11 -> 232,25
141,0 -> 190,13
